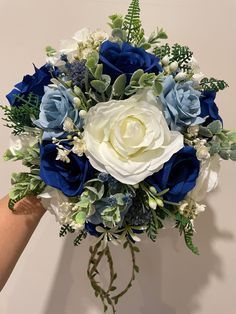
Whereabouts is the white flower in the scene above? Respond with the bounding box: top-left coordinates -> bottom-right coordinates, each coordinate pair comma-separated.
38,187 -> 70,223
63,117 -> 75,132
83,88 -> 184,185
73,28 -> 90,43
188,57 -> 206,84
59,28 -> 90,56
9,133 -> 37,156
189,154 -> 221,202
187,125 -> 199,137
56,148 -> 70,163
90,30 -> 108,42
72,138 -> 86,156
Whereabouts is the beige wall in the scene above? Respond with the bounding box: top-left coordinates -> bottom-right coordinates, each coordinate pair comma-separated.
0,0 -> 236,313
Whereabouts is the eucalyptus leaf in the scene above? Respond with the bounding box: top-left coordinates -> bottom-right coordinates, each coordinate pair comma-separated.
130,69 -> 144,84
219,150 -> 230,160
153,79 -> 163,96
112,74 -> 127,96
199,126 -> 213,138
91,80 -> 107,93
227,131 -> 236,142
230,150 -> 236,161
207,120 -> 222,134
94,64 -> 103,80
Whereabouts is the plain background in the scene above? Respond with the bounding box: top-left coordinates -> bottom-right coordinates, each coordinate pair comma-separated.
0,0 -> 236,313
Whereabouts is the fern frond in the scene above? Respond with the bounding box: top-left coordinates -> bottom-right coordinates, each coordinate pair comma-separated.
123,0 -> 142,43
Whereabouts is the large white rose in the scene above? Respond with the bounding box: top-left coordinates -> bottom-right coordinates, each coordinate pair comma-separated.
83,89 -> 184,184
189,154 -> 221,202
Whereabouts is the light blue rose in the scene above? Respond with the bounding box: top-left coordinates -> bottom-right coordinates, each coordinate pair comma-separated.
158,75 -> 205,131
34,85 -> 80,139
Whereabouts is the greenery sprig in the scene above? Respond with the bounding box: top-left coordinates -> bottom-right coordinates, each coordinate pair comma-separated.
200,77 -> 229,92
1,93 -> 40,135
87,239 -> 140,313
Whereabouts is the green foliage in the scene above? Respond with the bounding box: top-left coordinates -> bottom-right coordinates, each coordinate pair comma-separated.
154,43 -> 193,72
124,69 -> 164,96
153,43 -> 171,59
87,239 -> 140,313
147,27 -> 168,45
170,44 -> 193,71
122,0 -> 143,44
74,230 -> 88,246
175,212 -> 199,255
8,170 -> 46,210
200,77 -> 229,92
45,45 -> 57,57
108,14 -> 123,29
59,224 -> 75,237
1,93 -> 40,135
198,120 -> 236,161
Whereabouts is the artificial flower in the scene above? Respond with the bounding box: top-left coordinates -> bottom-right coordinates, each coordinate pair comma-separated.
99,40 -> 162,82
40,142 -> 94,197
147,146 -> 200,202
83,88 -> 183,185
158,75 -> 205,131
33,86 -> 80,139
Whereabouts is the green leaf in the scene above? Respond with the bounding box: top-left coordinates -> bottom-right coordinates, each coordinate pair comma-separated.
227,131 -> 236,142
112,74 -> 127,97
75,211 -> 87,225
207,120 -> 222,134
130,69 -> 144,84
94,64 -> 103,80
230,150 -> 236,161
112,28 -> 127,41
91,80 -> 107,93
199,126 -> 213,138
219,150 -> 230,160
153,79 -> 163,96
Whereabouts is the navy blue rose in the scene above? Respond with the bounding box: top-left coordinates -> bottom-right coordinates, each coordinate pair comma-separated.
40,142 -> 94,197
99,41 -> 162,82
146,146 -> 200,203
200,91 -> 223,125
6,64 -> 53,106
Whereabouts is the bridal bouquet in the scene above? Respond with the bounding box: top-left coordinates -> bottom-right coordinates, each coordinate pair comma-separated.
1,0 -> 235,312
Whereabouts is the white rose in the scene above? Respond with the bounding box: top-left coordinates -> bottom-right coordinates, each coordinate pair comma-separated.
189,154 -> 221,202
38,186 -> 70,223
83,89 -> 184,185
9,133 -> 37,156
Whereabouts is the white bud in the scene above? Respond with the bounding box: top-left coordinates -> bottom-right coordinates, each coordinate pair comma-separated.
169,61 -> 178,72
161,55 -> 170,66
175,71 -> 187,81
187,125 -> 200,137
79,110 -> 87,118
73,97 -> 81,107
149,197 -> 157,210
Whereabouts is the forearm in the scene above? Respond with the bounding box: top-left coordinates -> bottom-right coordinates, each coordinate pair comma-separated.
0,195 -> 46,291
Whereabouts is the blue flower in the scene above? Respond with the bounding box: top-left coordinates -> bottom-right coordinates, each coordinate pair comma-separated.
159,76 -> 205,131
200,91 -> 223,125
146,146 -> 200,203
6,64 -> 52,106
40,142 -> 94,197
34,86 -> 80,139
99,40 -> 162,82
